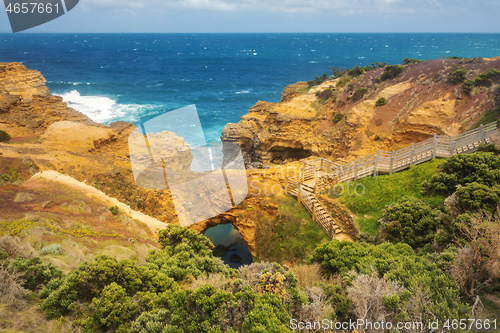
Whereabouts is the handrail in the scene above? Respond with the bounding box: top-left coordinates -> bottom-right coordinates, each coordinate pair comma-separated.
286,121 -> 499,238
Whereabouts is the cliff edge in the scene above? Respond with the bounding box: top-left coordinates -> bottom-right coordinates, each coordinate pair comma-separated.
222,58 -> 500,166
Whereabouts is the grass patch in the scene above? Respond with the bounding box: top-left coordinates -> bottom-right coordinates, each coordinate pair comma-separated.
328,158 -> 445,235
475,105 -> 500,128
254,196 -> 331,264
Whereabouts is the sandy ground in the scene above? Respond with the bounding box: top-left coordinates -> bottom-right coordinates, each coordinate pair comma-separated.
31,170 -> 168,232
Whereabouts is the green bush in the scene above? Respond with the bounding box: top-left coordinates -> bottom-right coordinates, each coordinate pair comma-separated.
129,309 -> 182,333
40,255 -> 148,317
402,58 -> 424,65
332,112 -> 343,124
242,293 -> 290,333
474,68 -> 500,87
462,79 -> 474,94
11,256 -> 62,291
347,66 -> 365,77
316,89 -> 333,101
455,182 -> 500,213
157,224 -> 213,255
109,205 -> 119,215
352,87 -> 368,101
379,196 -> 442,249
423,152 -> 500,195
308,241 -> 470,321
336,76 -> 351,88
307,74 -> 328,87
161,285 -> 233,332
90,282 -> 138,331
375,97 -> 387,107
0,130 -> 11,142
477,143 -> 500,155
380,65 -> 404,81
448,67 -> 467,84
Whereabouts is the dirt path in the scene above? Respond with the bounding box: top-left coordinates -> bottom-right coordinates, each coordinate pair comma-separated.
31,170 -> 168,232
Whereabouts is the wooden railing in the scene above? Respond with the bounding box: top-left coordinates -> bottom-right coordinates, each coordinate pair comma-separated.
298,187 -> 336,238
286,121 -> 499,238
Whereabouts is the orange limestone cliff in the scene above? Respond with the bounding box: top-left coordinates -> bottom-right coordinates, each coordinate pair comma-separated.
222,58 -> 500,166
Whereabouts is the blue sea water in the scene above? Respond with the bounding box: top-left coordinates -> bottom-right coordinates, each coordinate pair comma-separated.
1,33 -> 500,142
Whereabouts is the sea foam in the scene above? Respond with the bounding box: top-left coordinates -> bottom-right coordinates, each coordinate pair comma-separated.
58,90 -> 155,124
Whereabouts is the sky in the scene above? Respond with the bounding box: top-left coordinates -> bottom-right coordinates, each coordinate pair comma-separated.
0,0 -> 500,33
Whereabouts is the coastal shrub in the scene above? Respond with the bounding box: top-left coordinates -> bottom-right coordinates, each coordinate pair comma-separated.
11,256 -> 62,291
39,255 -> 148,317
157,224 -> 213,255
380,65 -> 404,81
307,74 -> 328,87
242,293 -> 290,333
90,282 -> 138,331
336,76 -> 351,88
402,58 -> 424,65
351,87 -> 368,101
332,112 -> 343,124
109,205 -> 119,215
372,62 -> 386,68
40,243 -> 65,256
329,66 -> 345,78
375,97 -> 387,107
462,79 -> 474,94
347,66 -> 365,77
422,152 -> 500,195
316,89 -> 333,101
448,67 -> 467,84
477,143 -> 500,155
0,130 -> 11,142
379,196 -> 442,249
455,182 -> 500,213
308,241 -> 470,321
474,68 -> 500,87
129,309 -> 182,333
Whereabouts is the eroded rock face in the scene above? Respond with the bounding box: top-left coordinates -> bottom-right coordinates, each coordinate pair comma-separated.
0,62 -> 92,139
222,58 -> 500,165
0,62 -> 50,102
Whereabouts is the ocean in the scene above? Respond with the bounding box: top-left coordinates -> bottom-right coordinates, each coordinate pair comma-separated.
1,33 -> 500,142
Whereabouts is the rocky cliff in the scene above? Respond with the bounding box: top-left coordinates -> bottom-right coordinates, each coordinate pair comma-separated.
0,63 -> 265,254
0,63 -> 94,140
222,58 -> 500,166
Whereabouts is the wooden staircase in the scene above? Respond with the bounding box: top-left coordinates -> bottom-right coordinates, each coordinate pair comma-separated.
285,122 -> 499,240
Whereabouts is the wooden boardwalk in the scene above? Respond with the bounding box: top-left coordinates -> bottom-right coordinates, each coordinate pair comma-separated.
286,122 -> 499,239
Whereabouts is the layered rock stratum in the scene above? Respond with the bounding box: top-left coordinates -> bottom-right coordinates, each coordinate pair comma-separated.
2,59 -> 500,258
222,58 -> 500,165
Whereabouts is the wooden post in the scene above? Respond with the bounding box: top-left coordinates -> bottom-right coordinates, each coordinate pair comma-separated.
480,124 -> 485,143
432,133 -> 437,159
374,150 -> 380,177
450,135 -> 455,156
410,143 -> 415,166
354,157 -> 361,180
389,150 -> 395,174
297,186 -> 301,205
311,203 -> 315,221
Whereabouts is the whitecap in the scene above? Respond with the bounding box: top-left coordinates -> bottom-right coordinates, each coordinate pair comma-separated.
235,90 -> 250,94
56,90 -> 157,124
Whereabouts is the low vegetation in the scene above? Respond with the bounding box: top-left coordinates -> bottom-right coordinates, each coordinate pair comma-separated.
330,158 -> 444,235
375,96 -> 387,107
0,129 -> 10,142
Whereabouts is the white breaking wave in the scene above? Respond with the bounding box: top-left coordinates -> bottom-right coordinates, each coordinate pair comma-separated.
57,90 -> 156,124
